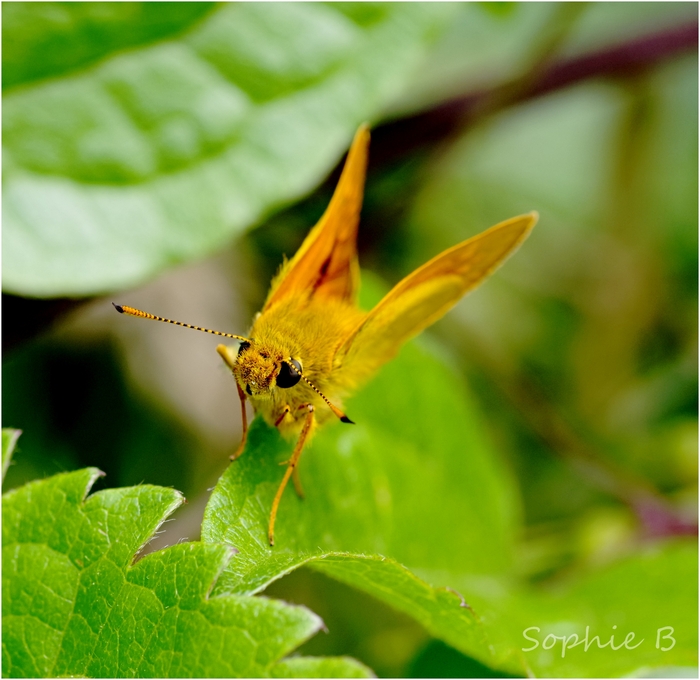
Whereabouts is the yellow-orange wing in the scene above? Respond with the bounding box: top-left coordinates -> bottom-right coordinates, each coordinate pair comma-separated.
336,212 -> 538,380
262,125 -> 370,311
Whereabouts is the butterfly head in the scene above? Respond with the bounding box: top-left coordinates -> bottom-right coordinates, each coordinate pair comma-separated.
235,340 -> 302,397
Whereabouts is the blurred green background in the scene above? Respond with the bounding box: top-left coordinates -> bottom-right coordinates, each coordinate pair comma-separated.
3,3 -> 697,677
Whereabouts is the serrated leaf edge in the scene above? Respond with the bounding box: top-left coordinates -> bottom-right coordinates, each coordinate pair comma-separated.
1,427 -> 23,484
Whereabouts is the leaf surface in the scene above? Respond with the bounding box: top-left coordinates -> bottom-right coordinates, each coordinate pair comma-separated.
1,464 -> 371,678
3,3 -> 454,296
201,289 -> 697,676
202,300 -> 523,672
202,334 -> 517,591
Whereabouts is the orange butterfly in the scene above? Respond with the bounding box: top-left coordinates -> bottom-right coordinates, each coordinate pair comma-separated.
115,125 -> 537,545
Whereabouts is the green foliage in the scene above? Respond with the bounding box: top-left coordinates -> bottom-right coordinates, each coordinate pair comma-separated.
2,2 -> 454,297
3,3 -> 697,678
201,333 -> 698,677
2,3 -> 218,90
1,462 -> 371,678
202,335 -> 516,594
407,48 -> 698,534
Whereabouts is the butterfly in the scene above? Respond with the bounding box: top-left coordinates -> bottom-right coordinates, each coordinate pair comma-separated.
114,124 -> 537,545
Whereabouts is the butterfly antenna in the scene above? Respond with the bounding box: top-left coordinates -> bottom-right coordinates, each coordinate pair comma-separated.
113,303 -> 249,343
292,369 -> 354,424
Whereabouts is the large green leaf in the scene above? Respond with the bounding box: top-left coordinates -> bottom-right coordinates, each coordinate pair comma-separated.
2,2 -> 454,297
201,313 -> 523,672
2,464 -> 372,678
315,540 -> 697,677
2,3 -> 218,90
202,334 -> 517,592
201,310 -> 697,677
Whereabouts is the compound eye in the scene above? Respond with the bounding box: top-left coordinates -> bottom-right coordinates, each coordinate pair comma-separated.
276,359 -> 302,388
237,340 -> 251,356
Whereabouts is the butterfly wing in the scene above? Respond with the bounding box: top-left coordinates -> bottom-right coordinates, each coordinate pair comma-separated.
336,212 -> 538,380
262,125 -> 370,312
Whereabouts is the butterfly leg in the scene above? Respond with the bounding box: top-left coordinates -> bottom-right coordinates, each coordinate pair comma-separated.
217,344 -> 249,461
275,405 -> 305,499
278,457 -> 304,497
291,404 -> 309,499
274,405 -> 291,427
268,404 -> 314,545
230,382 -> 248,460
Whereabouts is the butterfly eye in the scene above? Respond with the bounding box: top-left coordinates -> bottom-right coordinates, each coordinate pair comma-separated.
237,340 -> 251,356
276,359 -> 302,388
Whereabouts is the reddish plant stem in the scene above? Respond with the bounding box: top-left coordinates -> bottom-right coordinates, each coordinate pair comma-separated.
371,20 -> 698,167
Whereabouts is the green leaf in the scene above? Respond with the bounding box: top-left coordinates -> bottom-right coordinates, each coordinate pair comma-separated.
310,555 -> 501,670
436,540 -> 698,678
201,304 -> 697,676
2,3 -> 455,297
2,428 -> 21,484
2,467 -> 372,678
315,540 -> 697,677
201,299 -> 522,671
2,3 -> 218,90
202,335 -> 517,591
271,657 -> 374,679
